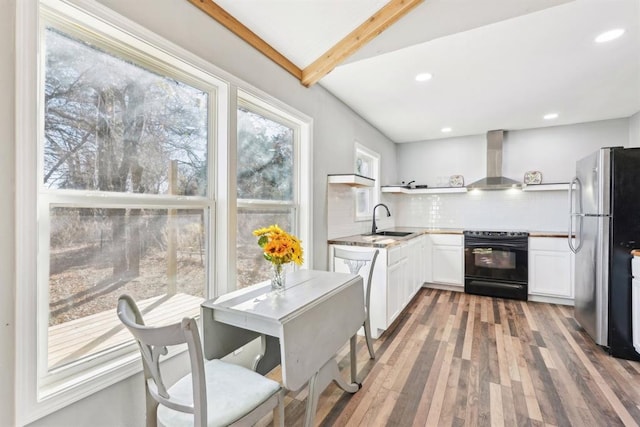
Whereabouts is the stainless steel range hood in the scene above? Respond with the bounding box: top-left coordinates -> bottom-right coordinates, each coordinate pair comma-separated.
466,130 -> 522,190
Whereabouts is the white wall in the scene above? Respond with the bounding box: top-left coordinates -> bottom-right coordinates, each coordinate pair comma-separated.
394,119 -> 630,231
2,0 -> 397,425
502,119 -> 630,183
0,0 -> 15,424
397,134 -> 485,188
398,119 -> 629,187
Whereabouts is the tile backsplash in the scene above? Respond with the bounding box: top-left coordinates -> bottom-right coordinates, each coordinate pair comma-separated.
328,186 -> 568,239
327,185 -> 394,239
393,190 -> 568,231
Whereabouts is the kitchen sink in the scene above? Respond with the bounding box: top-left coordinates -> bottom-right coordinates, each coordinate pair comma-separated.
373,231 -> 413,237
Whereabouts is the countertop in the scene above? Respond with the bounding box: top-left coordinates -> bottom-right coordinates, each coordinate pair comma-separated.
328,228 -> 571,248
529,231 -> 571,238
632,249 -> 640,257
327,227 -> 461,248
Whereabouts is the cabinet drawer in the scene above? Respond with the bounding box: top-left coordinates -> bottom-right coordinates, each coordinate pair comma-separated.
388,245 -> 406,265
529,237 -> 570,251
430,234 -> 463,246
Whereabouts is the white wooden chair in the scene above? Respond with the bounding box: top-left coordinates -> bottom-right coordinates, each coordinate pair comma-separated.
333,248 -> 379,359
117,294 -> 285,427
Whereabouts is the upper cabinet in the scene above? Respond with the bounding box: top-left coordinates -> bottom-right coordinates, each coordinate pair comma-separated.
327,174 -> 375,187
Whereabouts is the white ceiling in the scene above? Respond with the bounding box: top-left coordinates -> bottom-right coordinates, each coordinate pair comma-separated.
214,0 -> 640,143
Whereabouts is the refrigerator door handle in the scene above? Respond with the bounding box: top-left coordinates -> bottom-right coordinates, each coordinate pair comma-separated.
568,177 -> 584,253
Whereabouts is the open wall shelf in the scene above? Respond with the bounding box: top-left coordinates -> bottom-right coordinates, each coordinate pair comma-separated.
328,174 -> 375,187
381,186 -> 467,194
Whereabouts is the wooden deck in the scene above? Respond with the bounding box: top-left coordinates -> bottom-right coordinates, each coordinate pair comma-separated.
48,292 -> 202,369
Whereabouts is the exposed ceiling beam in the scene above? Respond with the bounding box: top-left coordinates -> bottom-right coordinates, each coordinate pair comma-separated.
187,0 -> 424,87
186,0 -> 303,80
301,0 -> 424,87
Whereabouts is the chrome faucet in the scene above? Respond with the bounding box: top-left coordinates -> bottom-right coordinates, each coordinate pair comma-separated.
371,203 -> 391,234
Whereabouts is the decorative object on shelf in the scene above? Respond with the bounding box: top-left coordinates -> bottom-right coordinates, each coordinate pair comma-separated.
524,170 -> 543,184
253,225 -> 304,292
449,175 -> 464,187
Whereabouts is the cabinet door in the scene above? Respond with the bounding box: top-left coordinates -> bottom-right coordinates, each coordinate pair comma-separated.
529,237 -> 575,299
406,239 -> 420,299
529,250 -> 573,297
423,236 -> 433,283
633,277 -> 640,354
387,258 -> 405,325
432,245 -> 464,285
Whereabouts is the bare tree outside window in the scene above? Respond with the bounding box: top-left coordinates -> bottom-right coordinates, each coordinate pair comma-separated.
43,28 -> 210,369
44,29 -> 208,195
236,107 -> 296,288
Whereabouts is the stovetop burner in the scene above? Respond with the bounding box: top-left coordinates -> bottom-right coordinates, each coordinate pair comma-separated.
464,230 -> 529,238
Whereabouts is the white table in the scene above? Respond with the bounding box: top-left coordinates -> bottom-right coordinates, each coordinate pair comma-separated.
201,269 -> 365,426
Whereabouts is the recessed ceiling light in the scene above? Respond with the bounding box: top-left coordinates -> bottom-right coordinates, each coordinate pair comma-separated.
595,28 -> 625,43
441,127 -> 452,133
543,113 -> 559,120
415,73 -> 433,82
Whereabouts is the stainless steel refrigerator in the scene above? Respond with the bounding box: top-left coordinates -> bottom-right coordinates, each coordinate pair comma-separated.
569,146 -> 640,361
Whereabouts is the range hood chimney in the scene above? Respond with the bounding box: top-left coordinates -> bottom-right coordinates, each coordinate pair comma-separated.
466,130 -> 522,190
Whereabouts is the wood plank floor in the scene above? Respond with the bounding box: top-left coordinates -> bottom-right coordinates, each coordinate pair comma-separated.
267,288 -> 640,427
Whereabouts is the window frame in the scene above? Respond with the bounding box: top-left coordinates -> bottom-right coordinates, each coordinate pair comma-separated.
38,0 -> 220,400
16,1 -> 313,424
16,0 -> 228,423
231,89 -> 312,290
354,142 -> 380,221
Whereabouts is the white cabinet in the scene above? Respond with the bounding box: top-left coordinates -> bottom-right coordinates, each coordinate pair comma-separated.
406,237 -> 423,298
387,252 -> 406,325
528,237 -> 574,304
632,255 -> 640,354
429,234 -> 464,287
423,234 -> 433,284
329,237 -> 424,339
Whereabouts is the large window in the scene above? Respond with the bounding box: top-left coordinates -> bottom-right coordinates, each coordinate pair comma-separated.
41,22 -> 215,374
236,98 -> 300,288
17,1 -> 311,423
15,1 -> 224,422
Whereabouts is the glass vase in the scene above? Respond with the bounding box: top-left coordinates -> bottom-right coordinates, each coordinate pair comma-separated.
271,264 -> 286,292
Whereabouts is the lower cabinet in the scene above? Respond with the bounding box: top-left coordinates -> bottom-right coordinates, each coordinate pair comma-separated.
386,252 -> 406,326
528,237 -> 574,304
632,256 -> 639,353
427,234 -> 464,287
329,238 -> 424,339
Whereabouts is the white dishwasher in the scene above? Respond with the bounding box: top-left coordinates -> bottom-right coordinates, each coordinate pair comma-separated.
633,255 -> 640,354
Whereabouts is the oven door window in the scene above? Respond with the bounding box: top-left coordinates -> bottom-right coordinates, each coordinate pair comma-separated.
465,246 -> 528,283
473,248 -> 516,269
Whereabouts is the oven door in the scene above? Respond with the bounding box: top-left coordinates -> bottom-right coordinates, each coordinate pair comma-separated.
464,238 -> 528,284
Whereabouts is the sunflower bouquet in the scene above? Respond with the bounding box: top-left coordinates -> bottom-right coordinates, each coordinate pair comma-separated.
253,224 -> 304,266
253,225 -> 304,290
